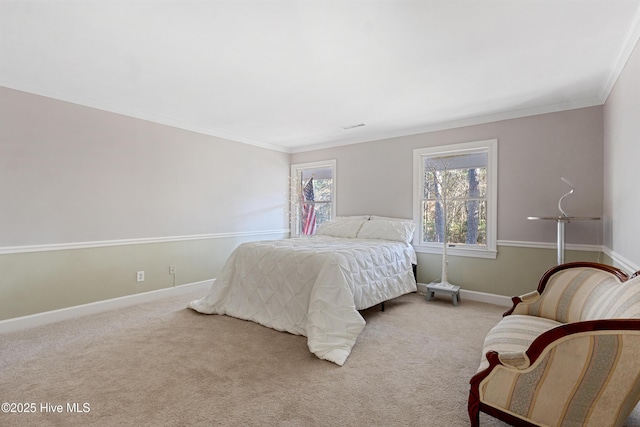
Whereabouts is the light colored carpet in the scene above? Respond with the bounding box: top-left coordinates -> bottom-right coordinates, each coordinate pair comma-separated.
1,289 -> 638,427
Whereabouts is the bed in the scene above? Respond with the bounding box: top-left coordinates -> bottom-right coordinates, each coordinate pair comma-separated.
189,216 -> 417,365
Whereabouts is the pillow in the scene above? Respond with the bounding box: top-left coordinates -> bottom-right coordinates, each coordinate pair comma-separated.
335,215 -> 370,221
356,219 -> 416,243
370,215 -> 413,222
315,220 -> 366,238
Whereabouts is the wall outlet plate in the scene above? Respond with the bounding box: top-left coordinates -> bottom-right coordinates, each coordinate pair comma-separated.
136,271 -> 144,282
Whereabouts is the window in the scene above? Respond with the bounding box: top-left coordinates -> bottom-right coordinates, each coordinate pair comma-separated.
413,140 -> 497,258
290,160 -> 336,237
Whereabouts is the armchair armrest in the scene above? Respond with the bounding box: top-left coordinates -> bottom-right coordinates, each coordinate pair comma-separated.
503,290 -> 540,316
496,351 -> 530,369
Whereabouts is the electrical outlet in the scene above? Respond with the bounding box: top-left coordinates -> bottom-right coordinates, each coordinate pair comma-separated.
136,271 -> 145,282
169,265 -> 176,274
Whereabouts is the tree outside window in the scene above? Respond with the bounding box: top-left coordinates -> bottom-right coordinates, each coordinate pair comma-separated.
413,140 -> 497,259
423,155 -> 487,246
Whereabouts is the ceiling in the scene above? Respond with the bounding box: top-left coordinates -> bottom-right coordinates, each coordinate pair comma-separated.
2,1 -> 640,153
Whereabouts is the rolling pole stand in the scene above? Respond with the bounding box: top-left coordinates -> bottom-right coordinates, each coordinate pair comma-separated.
425,282 -> 461,306
557,217 -> 567,265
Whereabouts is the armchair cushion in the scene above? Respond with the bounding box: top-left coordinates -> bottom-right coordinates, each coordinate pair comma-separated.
477,315 -> 561,372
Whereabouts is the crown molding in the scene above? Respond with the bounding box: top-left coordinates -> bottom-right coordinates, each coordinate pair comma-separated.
600,4 -> 640,102
2,80 -> 603,155
0,81 -> 290,153
290,97 -> 602,153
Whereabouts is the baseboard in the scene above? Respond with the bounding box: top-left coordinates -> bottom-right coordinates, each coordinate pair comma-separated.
416,283 -> 511,307
459,289 -> 512,307
603,247 -> 640,274
0,279 -> 214,334
2,280 -> 511,334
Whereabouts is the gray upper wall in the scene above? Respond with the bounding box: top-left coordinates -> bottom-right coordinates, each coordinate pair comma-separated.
291,106 -> 604,247
3,35 -> 639,271
0,87 -> 291,248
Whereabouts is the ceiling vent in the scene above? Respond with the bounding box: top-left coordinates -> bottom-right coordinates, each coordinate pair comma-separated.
342,123 -> 365,130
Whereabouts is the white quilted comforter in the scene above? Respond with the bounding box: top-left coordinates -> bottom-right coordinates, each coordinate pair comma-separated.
189,236 -> 417,365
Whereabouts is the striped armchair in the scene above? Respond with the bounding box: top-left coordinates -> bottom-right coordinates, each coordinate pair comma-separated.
469,262 -> 640,427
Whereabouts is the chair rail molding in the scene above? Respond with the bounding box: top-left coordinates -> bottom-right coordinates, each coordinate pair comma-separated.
0,229 -> 290,255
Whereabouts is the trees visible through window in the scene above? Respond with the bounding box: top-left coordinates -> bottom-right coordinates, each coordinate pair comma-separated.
413,140 -> 497,258
423,153 -> 487,246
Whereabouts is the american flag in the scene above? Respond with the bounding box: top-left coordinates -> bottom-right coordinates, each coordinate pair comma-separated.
302,177 -> 316,235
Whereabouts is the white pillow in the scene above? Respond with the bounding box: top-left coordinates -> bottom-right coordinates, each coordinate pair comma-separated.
315,220 -> 366,238
370,215 -> 413,222
335,215 -> 370,221
356,219 -> 416,243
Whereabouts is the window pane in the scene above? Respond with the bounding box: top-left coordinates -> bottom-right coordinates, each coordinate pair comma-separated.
423,171 -> 440,199
298,202 -> 332,235
313,202 -> 332,225
446,199 -> 487,245
423,168 -> 486,199
421,154 -> 488,246
313,178 -> 332,202
295,165 -> 334,236
422,199 -> 487,245
422,169 -> 486,203
422,200 -> 445,243
424,152 -> 487,171
413,140 -> 496,256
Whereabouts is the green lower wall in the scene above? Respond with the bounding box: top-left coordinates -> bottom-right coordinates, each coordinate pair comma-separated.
0,233 -> 287,321
415,245 -> 605,298
1,240 -> 606,321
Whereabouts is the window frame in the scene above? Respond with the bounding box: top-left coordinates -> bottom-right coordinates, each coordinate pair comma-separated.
290,159 -> 337,237
413,139 -> 497,259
